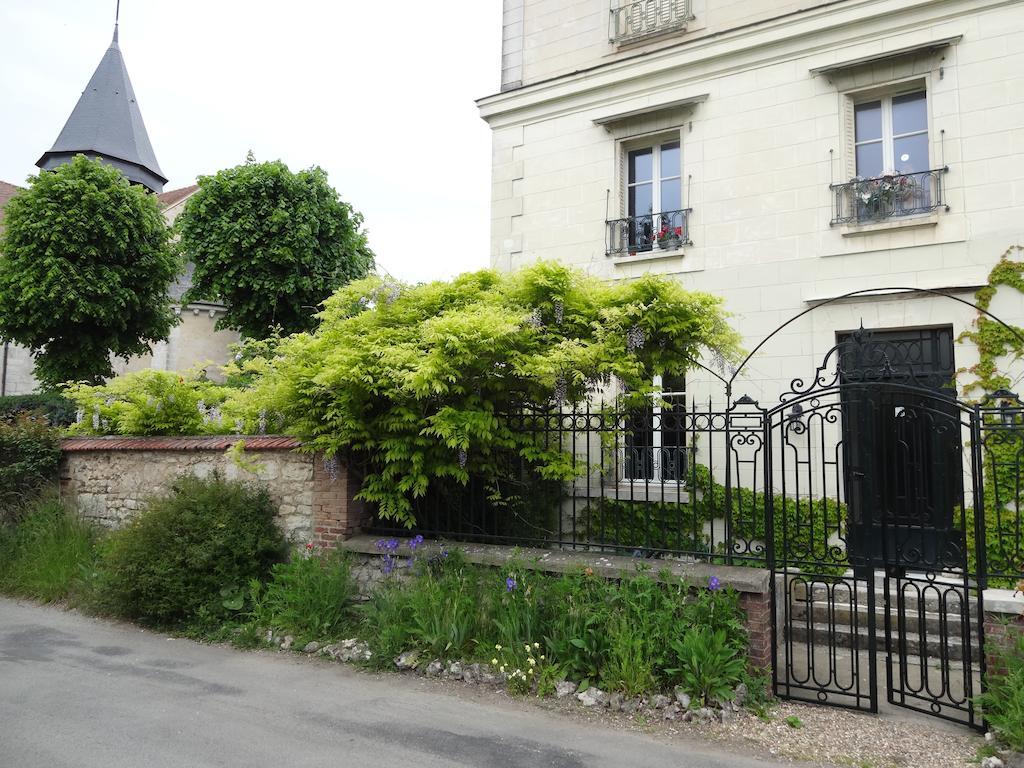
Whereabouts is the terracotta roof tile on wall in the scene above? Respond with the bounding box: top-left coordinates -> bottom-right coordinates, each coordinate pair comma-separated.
61,435 -> 302,452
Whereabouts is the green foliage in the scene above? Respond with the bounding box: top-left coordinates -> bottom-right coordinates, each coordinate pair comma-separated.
784,715 -> 804,729
584,465 -> 849,573
0,414 -> 61,521
541,569 -> 611,689
245,262 -> 739,527
0,155 -> 178,387
95,473 -> 287,626
177,158 -> 374,338
64,369 -> 236,436
249,548 -> 357,641
357,579 -> 416,666
0,495 -> 99,602
0,393 -> 77,426
667,627 -> 746,706
977,627 -> 1024,751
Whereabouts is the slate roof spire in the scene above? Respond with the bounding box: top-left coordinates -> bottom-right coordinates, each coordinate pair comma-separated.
36,8 -> 167,193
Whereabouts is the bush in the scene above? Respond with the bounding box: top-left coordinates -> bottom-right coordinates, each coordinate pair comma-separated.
250,548 -> 357,641
64,369 -> 237,436
977,627 -> 1024,751
667,627 -> 746,706
0,413 -> 61,520
0,393 -> 77,426
96,473 -> 287,626
0,495 -> 99,602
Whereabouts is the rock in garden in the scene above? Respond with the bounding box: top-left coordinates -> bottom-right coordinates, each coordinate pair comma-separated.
576,687 -> 606,707
555,681 -> 578,698
265,630 -> 275,645
695,707 -> 718,723
425,660 -> 444,677
981,758 -> 1004,768
302,641 -> 320,654
720,706 -> 735,724
477,665 -> 501,685
607,692 -> 624,711
734,683 -> 747,706
663,704 -> 681,721
674,689 -> 691,709
651,694 -> 671,709
1003,752 -> 1024,768
447,661 -> 464,680
621,698 -> 640,715
394,650 -> 420,670
462,664 -> 478,684
681,709 -> 694,723
280,635 -> 294,651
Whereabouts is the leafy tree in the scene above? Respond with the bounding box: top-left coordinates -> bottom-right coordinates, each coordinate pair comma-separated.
0,155 -> 178,388
177,158 -> 374,337
235,262 -> 740,526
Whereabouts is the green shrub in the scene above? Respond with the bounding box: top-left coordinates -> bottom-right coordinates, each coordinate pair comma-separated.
977,627 -> 1024,751
250,548 -> 357,641
358,579 -> 416,666
64,369 -> 236,436
667,627 -> 746,706
96,473 -> 287,626
541,570 -> 611,689
0,393 -> 77,426
0,413 -> 61,521
0,495 -> 99,602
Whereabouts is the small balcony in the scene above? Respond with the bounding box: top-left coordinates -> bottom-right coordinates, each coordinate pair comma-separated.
830,168 -> 949,226
609,0 -> 693,45
607,209 -> 691,257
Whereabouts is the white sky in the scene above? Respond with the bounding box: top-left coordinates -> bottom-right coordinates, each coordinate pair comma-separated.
0,1 -> 502,283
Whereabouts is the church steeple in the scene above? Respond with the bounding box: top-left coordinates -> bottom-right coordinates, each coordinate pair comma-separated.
36,9 -> 167,193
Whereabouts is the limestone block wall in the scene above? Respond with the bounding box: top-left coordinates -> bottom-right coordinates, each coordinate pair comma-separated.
59,436 -> 365,546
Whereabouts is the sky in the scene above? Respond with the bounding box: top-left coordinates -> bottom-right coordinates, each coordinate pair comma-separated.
0,0 -> 502,283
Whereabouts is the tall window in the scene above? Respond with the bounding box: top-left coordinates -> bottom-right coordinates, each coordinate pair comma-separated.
853,90 -> 931,215
624,374 -> 686,482
626,141 -> 683,252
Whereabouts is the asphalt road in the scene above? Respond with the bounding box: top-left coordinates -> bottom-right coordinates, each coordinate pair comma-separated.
0,598 -> 783,768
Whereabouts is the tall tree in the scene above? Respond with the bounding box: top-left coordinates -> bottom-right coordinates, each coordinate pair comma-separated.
0,155 -> 178,388
177,158 -> 374,337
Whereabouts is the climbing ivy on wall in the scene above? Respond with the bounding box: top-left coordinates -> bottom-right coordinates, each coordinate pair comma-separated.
957,245 -> 1024,585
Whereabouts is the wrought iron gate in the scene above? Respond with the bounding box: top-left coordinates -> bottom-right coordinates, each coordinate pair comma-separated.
767,327 -> 1021,728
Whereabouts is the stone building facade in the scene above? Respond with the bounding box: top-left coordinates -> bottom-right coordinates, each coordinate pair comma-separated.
478,0 -> 1024,405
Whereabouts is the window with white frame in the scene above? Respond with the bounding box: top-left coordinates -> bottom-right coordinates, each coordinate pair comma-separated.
843,88 -> 936,221
623,374 -> 686,482
608,138 -> 688,255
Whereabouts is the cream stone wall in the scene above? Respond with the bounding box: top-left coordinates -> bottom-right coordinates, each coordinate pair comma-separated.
60,446 -> 315,541
481,0 -> 1024,405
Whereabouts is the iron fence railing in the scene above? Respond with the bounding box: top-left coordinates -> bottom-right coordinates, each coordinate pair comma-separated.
609,0 -> 693,44
606,208 -> 691,256
369,401 -> 770,565
830,167 -> 948,226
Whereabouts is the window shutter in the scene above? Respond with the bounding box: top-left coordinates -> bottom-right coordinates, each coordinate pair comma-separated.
842,94 -> 857,181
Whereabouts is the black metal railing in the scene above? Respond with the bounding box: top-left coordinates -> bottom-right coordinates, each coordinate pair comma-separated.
369,401 -> 769,564
830,167 -> 948,226
606,208 -> 691,256
609,0 -> 692,44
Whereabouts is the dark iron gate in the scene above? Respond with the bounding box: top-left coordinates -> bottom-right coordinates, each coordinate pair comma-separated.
766,326 -> 1021,728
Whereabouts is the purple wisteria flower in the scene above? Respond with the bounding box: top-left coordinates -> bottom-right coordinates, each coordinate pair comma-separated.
505,576 -> 517,592
708,576 -> 721,591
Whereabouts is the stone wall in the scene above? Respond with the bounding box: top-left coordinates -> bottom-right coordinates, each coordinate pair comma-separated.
983,588 -> 1024,675
59,436 -> 364,546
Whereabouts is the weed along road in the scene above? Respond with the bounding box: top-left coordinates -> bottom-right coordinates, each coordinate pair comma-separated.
0,598 -> 783,768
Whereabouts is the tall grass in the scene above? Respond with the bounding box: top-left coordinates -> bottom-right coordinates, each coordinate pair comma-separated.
0,495 -> 99,603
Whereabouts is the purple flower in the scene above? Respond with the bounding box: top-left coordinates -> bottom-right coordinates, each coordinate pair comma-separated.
381,554 -> 396,575
708,576 -> 721,591
505,576 -> 517,592
409,534 -> 425,551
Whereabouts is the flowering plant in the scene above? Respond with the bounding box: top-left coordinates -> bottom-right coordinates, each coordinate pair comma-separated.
656,225 -> 684,249
851,171 -> 918,216
493,642 -> 547,695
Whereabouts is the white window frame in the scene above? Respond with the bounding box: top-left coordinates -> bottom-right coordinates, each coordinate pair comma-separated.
625,142 -> 682,219
853,89 -> 929,177
622,374 -> 687,483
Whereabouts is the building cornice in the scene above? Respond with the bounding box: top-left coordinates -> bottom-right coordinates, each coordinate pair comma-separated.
477,0 -> 1008,129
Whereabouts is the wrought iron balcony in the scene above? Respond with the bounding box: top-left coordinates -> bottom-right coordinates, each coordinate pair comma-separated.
609,0 -> 693,45
607,208 -> 691,257
830,167 -> 949,226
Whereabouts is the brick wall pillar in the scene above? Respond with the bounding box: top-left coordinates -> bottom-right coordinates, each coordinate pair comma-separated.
311,455 -> 366,550
983,589 -> 1024,676
739,589 -> 772,671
